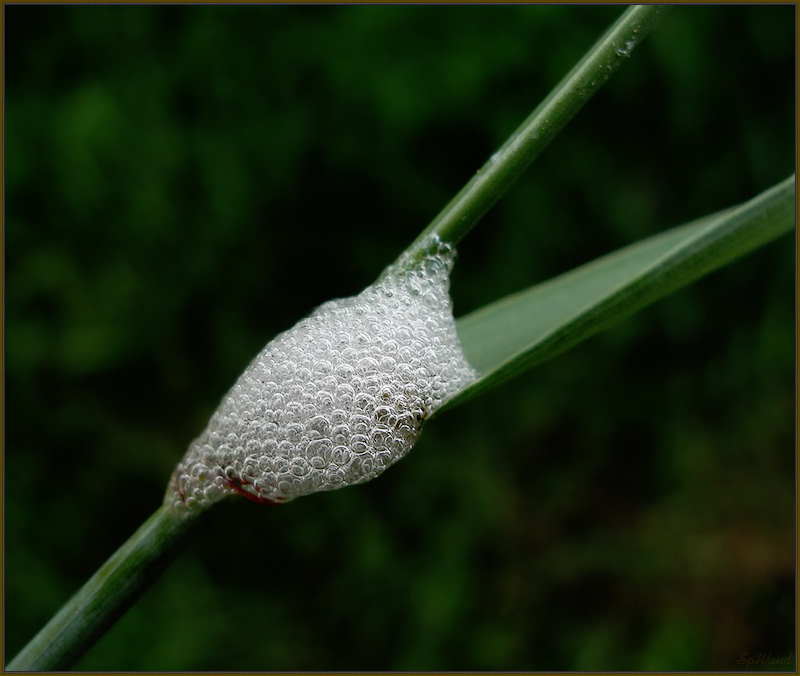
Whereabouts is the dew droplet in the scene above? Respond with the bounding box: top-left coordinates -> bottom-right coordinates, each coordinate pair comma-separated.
615,39 -> 635,57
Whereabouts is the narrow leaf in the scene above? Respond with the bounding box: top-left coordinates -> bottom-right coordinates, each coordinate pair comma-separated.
442,175 -> 795,411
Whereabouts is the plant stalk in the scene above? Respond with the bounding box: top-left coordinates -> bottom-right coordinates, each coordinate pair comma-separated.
399,4 -> 671,267
6,504 -> 210,672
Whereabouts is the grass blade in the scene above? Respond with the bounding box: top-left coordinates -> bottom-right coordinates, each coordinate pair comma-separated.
442,174 -> 795,411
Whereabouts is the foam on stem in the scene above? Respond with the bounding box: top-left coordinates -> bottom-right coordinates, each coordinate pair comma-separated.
167,237 -> 478,510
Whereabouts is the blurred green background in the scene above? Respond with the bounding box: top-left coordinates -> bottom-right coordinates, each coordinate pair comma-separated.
5,5 -> 795,670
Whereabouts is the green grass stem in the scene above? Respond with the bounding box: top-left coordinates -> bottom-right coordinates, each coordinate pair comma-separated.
399,4 -> 671,267
6,505 -> 210,672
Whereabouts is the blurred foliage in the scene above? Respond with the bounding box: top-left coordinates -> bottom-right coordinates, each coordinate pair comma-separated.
4,5 -> 795,671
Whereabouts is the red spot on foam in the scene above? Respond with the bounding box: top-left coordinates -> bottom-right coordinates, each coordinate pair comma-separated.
226,477 -> 282,506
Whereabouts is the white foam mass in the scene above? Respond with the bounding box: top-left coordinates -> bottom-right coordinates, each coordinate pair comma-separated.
167,238 -> 478,510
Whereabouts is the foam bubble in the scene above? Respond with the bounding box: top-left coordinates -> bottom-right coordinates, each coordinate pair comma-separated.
167,238 -> 478,510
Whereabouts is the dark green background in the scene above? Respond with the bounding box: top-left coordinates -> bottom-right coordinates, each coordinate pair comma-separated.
5,5 -> 795,670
